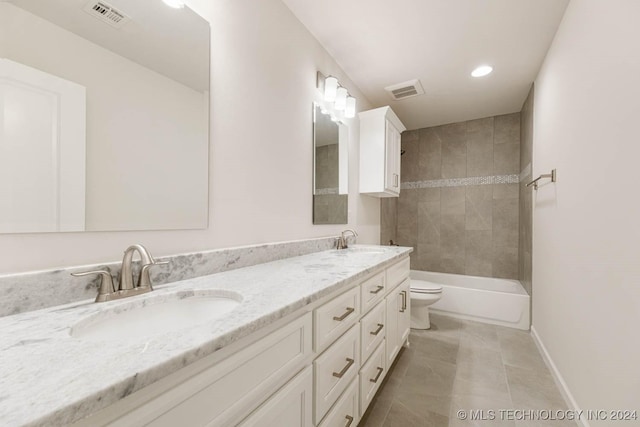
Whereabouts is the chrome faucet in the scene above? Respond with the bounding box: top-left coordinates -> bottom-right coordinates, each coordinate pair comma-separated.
72,244 -> 168,302
337,229 -> 358,249
121,244 -> 157,290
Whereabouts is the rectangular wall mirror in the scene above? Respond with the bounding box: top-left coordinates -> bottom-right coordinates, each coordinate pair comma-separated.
0,0 -> 210,233
313,103 -> 348,224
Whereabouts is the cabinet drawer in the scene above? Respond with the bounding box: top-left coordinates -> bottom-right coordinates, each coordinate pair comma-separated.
238,366 -> 313,427
314,324 -> 360,424
360,300 -> 385,363
360,271 -> 385,314
359,340 -> 386,414
314,286 -> 360,351
386,257 -> 410,290
318,378 -> 359,427
95,313 -> 312,427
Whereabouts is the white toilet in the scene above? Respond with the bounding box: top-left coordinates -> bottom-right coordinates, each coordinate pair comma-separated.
410,280 -> 443,330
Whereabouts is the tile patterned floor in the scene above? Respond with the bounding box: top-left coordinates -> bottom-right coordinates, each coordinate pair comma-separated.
359,314 -> 575,427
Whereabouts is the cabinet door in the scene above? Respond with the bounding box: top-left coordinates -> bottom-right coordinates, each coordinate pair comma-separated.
385,289 -> 400,367
384,121 -> 401,194
238,366 -> 313,427
398,279 -> 411,344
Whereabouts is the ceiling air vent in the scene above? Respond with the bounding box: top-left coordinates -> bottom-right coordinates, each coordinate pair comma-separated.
384,79 -> 425,101
83,0 -> 130,28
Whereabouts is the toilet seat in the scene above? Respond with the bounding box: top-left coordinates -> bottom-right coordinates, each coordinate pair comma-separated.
410,280 -> 442,294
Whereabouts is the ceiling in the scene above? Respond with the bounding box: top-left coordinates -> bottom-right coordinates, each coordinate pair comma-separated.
10,0 -> 209,92
282,0 -> 569,130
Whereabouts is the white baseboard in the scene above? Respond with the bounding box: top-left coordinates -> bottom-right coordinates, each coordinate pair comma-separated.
530,326 -> 590,427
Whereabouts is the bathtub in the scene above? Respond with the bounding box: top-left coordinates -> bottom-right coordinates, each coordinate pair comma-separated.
410,270 -> 530,330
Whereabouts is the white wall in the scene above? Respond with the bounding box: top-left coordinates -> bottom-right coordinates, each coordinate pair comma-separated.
532,0 -> 640,422
0,0 -> 379,273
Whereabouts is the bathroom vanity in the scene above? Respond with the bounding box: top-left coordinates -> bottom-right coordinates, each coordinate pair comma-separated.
0,244 -> 411,426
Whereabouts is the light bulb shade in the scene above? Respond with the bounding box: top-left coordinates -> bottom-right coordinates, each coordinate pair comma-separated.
335,87 -> 348,110
344,96 -> 356,118
324,76 -> 338,102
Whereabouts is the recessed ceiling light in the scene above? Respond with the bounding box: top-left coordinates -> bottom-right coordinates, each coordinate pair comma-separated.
162,0 -> 185,9
471,65 -> 493,77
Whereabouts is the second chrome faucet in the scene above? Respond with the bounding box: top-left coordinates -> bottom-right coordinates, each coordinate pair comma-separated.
72,244 -> 168,302
337,229 -> 358,250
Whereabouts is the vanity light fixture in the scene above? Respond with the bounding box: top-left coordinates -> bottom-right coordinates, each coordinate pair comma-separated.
162,0 -> 185,9
471,65 -> 493,77
317,72 -> 356,121
345,96 -> 356,118
324,76 -> 339,102
334,87 -> 348,111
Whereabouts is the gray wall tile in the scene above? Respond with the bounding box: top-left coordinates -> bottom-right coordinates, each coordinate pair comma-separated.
419,128 -> 442,179
493,246 -> 518,279
467,140 -> 494,177
442,140 -> 467,178
466,230 -> 493,277
416,243 -> 441,272
441,187 -> 465,216
494,143 -> 521,175
381,198 -> 398,246
401,138 -> 419,182
380,112 -> 521,281
493,198 -> 519,248
465,185 -> 493,231
494,113 -> 520,145
403,129 -> 419,142
418,200 -> 440,245
493,183 -> 519,200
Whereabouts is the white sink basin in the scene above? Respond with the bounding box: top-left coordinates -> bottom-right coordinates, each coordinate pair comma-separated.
71,290 -> 242,342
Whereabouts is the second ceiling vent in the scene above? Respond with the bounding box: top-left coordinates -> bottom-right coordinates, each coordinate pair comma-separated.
384,79 -> 425,101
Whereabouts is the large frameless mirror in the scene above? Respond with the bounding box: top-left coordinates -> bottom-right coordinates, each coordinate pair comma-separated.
0,0 -> 209,233
313,103 -> 348,224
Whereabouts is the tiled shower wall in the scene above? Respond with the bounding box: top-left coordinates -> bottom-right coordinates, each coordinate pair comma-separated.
381,113 -> 521,279
519,86 -> 534,295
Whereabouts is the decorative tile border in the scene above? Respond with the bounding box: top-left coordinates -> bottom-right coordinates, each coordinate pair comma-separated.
520,163 -> 532,182
315,187 -> 340,195
401,174 -> 519,190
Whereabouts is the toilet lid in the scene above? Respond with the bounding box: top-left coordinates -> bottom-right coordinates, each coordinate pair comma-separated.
410,280 -> 442,294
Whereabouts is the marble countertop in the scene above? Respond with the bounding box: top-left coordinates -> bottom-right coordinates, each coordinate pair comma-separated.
0,245 -> 411,427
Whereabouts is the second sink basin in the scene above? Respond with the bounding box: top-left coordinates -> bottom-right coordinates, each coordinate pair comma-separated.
71,290 -> 243,342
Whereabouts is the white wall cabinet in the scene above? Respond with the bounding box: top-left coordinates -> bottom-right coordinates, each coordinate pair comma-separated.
73,256 -> 410,427
359,106 -> 406,197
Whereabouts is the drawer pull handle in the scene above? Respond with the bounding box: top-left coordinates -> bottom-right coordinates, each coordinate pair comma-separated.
370,323 -> 384,336
370,367 -> 384,383
369,285 -> 384,295
399,291 -> 407,312
345,415 -> 354,427
332,358 -> 355,378
333,307 -> 355,321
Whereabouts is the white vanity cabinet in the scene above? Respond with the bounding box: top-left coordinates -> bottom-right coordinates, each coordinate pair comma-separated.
359,106 -> 406,197
72,256 -> 411,427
